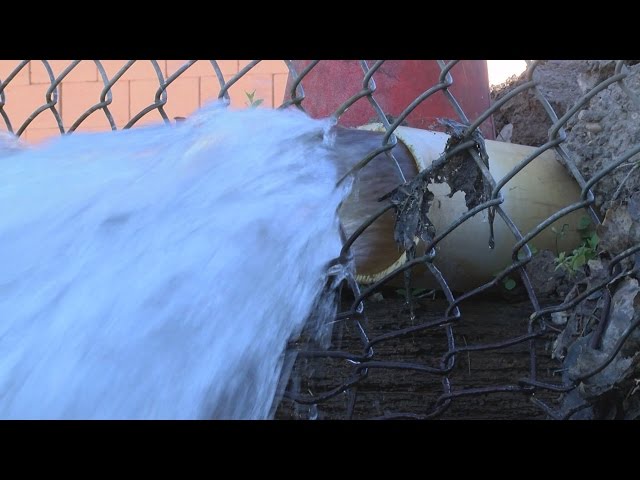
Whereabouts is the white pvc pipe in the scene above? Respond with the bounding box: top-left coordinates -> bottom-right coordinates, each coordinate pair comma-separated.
344,125 -> 584,290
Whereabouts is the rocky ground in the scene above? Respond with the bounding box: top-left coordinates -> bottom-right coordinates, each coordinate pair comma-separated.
492,60 -> 640,216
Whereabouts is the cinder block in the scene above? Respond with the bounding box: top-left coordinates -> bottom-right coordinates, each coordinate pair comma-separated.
100,60 -> 168,82
166,60 -> 238,78
161,76 -> 200,119
30,60 -> 98,84
127,106 -> 168,128
0,60 -> 30,86
61,81 -> 130,129
129,78 -> 199,124
1,83 -> 64,130
68,124 -> 115,134
199,76 -> 226,106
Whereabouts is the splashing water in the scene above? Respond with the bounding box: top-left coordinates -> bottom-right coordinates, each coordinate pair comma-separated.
0,103 -> 353,419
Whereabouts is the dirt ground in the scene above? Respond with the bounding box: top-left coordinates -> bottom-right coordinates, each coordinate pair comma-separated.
276,294 -> 561,420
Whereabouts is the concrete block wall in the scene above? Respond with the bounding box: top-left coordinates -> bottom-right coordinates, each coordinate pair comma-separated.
0,60 -> 290,144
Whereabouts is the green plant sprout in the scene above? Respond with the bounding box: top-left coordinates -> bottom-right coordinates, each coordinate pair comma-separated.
554,215 -> 600,276
245,90 -> 264,108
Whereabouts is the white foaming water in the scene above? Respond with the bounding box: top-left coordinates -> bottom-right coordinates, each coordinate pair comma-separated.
0,103 -> 352,419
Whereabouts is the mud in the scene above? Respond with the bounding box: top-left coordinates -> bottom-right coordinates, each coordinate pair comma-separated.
276,295 -> 561,420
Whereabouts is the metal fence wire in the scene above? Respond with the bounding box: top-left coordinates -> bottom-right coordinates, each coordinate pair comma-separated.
1,60 -> 640,420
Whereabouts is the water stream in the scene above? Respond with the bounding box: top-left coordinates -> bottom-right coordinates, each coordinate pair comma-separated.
0,103 -> 353,419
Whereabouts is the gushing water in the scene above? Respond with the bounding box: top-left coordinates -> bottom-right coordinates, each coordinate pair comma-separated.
0,103 -> 353,419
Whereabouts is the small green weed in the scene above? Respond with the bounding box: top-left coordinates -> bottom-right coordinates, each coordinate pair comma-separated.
245,90 -> 264,108
554,216 -> 599,276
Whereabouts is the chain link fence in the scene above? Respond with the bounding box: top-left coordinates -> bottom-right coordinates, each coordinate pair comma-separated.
2,60 -> 639,419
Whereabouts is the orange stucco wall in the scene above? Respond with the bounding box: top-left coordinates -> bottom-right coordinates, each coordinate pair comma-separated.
0,60 -> 290,144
